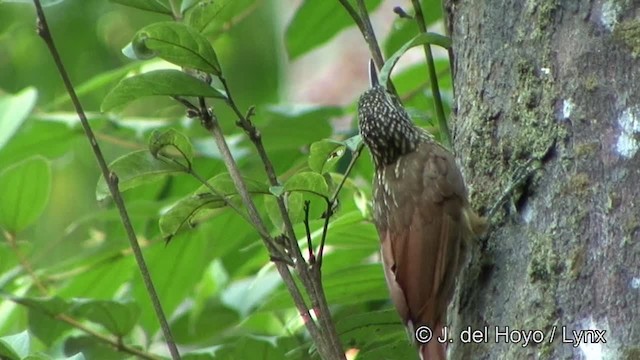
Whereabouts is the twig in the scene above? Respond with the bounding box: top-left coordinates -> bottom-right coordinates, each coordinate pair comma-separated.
410,0 -> 452,148
212,78 -> 345,359
303,201 -> 316,263
195,96 -> 333,357
338,0 -> 397,96
317,143 -> 363,267
31,2 -> 181,359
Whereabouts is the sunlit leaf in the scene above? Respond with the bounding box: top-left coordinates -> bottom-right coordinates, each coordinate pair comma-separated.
0,87 -> 37,151
0,331 -> 30,360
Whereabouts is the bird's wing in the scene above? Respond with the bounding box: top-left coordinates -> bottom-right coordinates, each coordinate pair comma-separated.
380,141 -> 468,329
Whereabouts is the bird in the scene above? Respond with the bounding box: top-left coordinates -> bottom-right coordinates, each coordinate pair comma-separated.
357,60 -> 486,360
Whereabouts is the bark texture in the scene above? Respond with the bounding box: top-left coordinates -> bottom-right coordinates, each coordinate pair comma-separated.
446,0 -> 640,359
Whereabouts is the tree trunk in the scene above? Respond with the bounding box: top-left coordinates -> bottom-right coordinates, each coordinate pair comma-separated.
446,1 -> 640,359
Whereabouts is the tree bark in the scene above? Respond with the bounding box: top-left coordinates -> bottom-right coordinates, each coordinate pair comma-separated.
446,1 -> 640,359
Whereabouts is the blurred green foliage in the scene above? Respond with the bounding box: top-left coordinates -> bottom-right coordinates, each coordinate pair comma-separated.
0,0 -> 451,359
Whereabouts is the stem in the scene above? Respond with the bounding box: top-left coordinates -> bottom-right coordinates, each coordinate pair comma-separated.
411,0 -> 452,148
31,2 -> 180,359
318,143 -> 364,267
195,97 -> 334,357
216,79 -> 345,359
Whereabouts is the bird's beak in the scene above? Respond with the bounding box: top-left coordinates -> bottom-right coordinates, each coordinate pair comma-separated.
368,59 -> 379,88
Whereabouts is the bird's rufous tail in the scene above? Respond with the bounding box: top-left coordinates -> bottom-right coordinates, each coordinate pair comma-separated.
419,324 -> 446,360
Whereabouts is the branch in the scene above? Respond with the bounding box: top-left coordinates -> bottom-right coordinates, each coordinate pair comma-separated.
216,78 -> 345,359
410,0 -> 452,148
31,2 -> 180,359
194,97 -> 334,357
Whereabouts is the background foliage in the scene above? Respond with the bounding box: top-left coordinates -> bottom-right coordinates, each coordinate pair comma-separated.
0,0 -> 451,358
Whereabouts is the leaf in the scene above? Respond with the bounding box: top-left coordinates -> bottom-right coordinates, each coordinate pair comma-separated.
159,173 -> 269,238
284,172 -> 329,199
109,0 -> 172,15
149,128 -> 194,167
63,336 -> 119,359
285,0 -> 382,59
378,32 -> 452,87
0,156 -> 51,233
187,0 -> 257,35
383,0 -> 442,56
96,150 -> 184,201
101,69 -> 226,111
0,331 -> 30,360
47,63 -> 139,110
132,22 -> 221,75
0,87 -> 37,151
70,299 -> 140,336
344,134 -> 363,152
336,309 -> 406,349
308,139 -> 346,173
259,105 -> 338,151
11,297 -> 73,346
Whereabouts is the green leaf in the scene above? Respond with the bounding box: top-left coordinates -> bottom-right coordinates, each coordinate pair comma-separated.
159,173 -> 269,238
11,297 -> 73,346
96,150 -> 184,201
383,0 -> 442,56
0,331 -> 30,360
308,139 -> 346,173
186,0 -> 258,35
336,309 -> 406,349
0,156 -> 51,233
378,32 -> 451,87
269,185 -> 284,197
109,0 -> 172,15
149,128 -> 194,168
132,22 -> 221,75
344,134 -> 363,152
284,172 -> 329,199
47,63 -> 139,110
259,105 -> 338,151
286,0 -> 382,59
101,69 -> 226,111
63,336 -> 118,359
0,87 -> 37,151
71,299 -> 140,336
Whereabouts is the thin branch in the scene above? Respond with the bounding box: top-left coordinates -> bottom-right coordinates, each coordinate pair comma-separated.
31,2 -> 180,359
318,143 -> 364,267
195,97 -> 332,356
303,201 -> 316,264
338,0 -> 397,96
211,78 -> 345,359
354,0 -> 385,71
410,0 -> 452,148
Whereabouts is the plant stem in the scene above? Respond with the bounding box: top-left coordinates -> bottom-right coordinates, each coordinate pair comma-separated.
216,79 -> 346,360
31,2 -> 180,359
411,0 -> 452,148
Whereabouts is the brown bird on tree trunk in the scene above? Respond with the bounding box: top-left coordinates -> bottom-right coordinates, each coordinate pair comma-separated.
357,61 -> 485,360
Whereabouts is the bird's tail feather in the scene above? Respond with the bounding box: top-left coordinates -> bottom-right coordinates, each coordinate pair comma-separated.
418,324 -> 446,360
